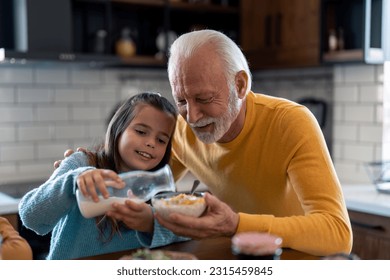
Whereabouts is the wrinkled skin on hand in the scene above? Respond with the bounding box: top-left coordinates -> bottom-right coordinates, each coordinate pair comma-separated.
108,193 -> 240,238
153,193 -> 239,239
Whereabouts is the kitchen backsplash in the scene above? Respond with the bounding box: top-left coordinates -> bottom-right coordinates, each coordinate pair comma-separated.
0,62 -> 386,186
0,65 -> 173,184
332,64 -> 386,184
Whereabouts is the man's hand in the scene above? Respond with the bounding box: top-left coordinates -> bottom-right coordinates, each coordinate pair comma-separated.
155,193 -> 239,239
53,147 -> 87,169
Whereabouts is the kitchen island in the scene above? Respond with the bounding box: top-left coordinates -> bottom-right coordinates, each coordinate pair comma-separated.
342,184 -> 390,259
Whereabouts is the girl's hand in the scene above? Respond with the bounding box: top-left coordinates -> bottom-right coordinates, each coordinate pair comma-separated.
107,201 -> 154,233
77,169 -> 125,202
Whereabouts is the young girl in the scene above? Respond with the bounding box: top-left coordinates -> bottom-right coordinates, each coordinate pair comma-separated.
18,92 -> 187,260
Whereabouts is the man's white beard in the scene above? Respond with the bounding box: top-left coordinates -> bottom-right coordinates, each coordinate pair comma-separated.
189,87 -> 242,144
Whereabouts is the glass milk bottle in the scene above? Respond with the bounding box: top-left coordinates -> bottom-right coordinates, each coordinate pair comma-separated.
76,165 -> 176,218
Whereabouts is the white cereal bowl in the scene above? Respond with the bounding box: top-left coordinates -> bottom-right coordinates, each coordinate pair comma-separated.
152,192 -> 206,219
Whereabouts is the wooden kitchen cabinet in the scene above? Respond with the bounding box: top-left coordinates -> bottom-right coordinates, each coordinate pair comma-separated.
240,0 -> 321,69
348,210 -> 390,259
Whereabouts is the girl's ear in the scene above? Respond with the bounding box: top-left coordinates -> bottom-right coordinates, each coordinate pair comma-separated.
235,70 -> 248,99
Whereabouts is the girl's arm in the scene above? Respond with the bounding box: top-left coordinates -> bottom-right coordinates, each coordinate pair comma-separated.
18,153 -> 94,235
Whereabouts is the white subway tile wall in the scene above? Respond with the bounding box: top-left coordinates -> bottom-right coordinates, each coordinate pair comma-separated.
382,62 -> 390,164
332,64 -> 385,184
0,65 -> 172,184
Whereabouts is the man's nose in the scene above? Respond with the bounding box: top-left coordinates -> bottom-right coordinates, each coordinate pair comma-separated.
186,102 -> 203,124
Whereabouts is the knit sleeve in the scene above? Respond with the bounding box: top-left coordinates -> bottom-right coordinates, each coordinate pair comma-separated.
18,152 -> 95,235
136,218 -> 190,248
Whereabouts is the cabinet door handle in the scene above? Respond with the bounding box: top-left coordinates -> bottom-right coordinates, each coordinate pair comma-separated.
351,220 -> 386,232
265,15 -> 272,47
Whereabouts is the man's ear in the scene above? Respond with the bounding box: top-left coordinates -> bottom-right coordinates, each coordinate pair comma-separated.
235,70 -> 248,99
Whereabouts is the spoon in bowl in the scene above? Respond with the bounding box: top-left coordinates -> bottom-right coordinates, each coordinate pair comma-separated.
190,180 -> 200,195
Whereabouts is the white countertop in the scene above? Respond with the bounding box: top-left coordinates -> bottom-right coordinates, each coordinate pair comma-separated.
342,184 -> 390,217
0,192 -> 20,215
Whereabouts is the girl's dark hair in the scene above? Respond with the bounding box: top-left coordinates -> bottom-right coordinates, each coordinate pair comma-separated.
86,92 -> 177,241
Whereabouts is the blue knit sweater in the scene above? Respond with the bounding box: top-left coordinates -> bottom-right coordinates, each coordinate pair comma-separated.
18,152 -> 188,260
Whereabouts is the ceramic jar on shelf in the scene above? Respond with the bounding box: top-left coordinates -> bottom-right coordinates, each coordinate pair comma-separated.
116,27 -> 137,58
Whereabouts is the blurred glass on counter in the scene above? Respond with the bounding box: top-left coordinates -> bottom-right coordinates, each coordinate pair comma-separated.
365,161 -> 390,194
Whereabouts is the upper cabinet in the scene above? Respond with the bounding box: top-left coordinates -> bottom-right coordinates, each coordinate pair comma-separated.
240,0 -> 390,69
321,0 -> 390,64
240,0 -> 321,69
0,0 -> 240,67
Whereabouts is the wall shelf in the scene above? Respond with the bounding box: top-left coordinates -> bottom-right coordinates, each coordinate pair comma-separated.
322,49 -> 363,63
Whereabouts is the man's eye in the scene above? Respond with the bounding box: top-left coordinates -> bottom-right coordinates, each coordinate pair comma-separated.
198,97 -> 213,103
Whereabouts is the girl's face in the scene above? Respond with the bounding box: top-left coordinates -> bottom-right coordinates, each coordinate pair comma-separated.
117,104 -> 176,172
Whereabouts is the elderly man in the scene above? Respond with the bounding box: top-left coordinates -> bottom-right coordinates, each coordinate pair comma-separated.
151,29 -> 351,256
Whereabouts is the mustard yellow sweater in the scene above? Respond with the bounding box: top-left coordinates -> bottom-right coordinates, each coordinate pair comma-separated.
171,91 -> 352,256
